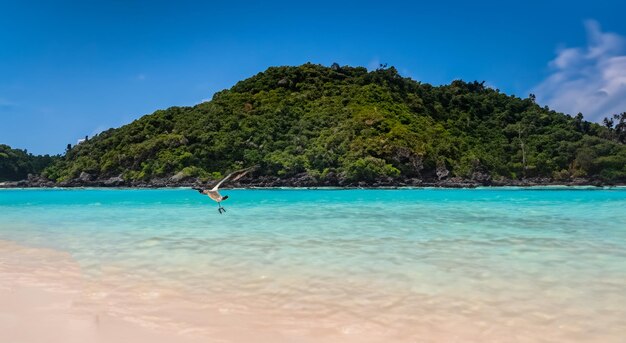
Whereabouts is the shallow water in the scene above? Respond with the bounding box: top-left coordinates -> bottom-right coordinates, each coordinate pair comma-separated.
1,188 -> 625,342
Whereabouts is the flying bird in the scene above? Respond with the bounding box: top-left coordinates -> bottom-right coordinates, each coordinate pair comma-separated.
193,166 -> 257,214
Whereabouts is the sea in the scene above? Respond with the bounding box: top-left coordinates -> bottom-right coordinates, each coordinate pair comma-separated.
1,187 -> 625,342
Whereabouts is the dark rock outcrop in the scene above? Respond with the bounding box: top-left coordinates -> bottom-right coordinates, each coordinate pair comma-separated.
1,170 -> 619,189
103,176 -> 125,187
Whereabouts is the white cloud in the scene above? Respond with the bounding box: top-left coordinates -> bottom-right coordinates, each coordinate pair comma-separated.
484,81 -> 498,90
550,47 -> 582,69
533,20 -> 626,122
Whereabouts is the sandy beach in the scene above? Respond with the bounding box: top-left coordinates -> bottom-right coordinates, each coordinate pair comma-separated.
0,240 -> 405,343
2,237 -> 624,343
0,239 -> 389,343
0,240 -> 209,343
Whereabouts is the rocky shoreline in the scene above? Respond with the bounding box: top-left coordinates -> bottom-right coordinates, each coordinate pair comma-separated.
0,172 -> 619,189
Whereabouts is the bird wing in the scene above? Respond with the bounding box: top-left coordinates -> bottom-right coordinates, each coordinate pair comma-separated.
210,166 -> 257,191
210,171 -> 237,191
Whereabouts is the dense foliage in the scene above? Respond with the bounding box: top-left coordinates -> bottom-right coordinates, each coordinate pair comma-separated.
0,144 -> 57,181
43,63 -> 626,184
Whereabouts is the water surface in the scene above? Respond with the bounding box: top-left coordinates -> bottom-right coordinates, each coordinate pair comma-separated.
1,188 -> 625,342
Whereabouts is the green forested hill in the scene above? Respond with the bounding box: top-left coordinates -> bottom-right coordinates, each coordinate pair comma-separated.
0,145 -> 57,181
42,63 -> 626,185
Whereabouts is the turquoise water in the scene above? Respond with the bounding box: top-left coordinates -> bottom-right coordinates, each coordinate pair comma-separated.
1,188 -> 625,341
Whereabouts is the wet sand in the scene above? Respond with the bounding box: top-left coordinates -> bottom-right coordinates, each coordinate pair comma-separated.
0,240 -> 385,343
0,240 -> 209,343
2,238 -> 624,342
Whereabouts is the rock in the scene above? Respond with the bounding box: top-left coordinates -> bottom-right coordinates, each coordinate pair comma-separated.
79,172 -> 93,182
406,178 -> 422,186
23,174 -> 54,187
291,172 -> 317,187
0,181 -> 19,188
570,178 -> 590,186
471,171 -> 491,183
436,164 -> 449,180
337,177 -> 348,187
319,171 -> 340,186
103,176 -> 125,187
151,178 -> 168,187
393,147 -> 424,175
277,78 -> 289,86
170,171 -> 188,183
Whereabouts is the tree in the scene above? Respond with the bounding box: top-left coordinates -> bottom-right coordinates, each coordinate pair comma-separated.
574,112 -> 589,134
603,117 -> 614,130
0,144 -> 58,181
518,123 -> 528,177
613,112 -> 626,144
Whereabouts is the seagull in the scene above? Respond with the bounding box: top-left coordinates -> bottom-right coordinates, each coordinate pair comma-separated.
193,166 -> 257,214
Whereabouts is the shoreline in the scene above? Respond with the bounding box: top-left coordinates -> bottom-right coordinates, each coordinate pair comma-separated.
2,184 -> 626,190
2,185 -> 626,191
2,171 -> 625,189
1,177 -> 624,189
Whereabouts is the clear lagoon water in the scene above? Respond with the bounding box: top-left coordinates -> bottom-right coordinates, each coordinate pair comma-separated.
1,188 -> 625,341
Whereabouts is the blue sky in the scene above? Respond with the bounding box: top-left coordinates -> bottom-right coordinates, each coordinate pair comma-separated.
1,0 -> 625,155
